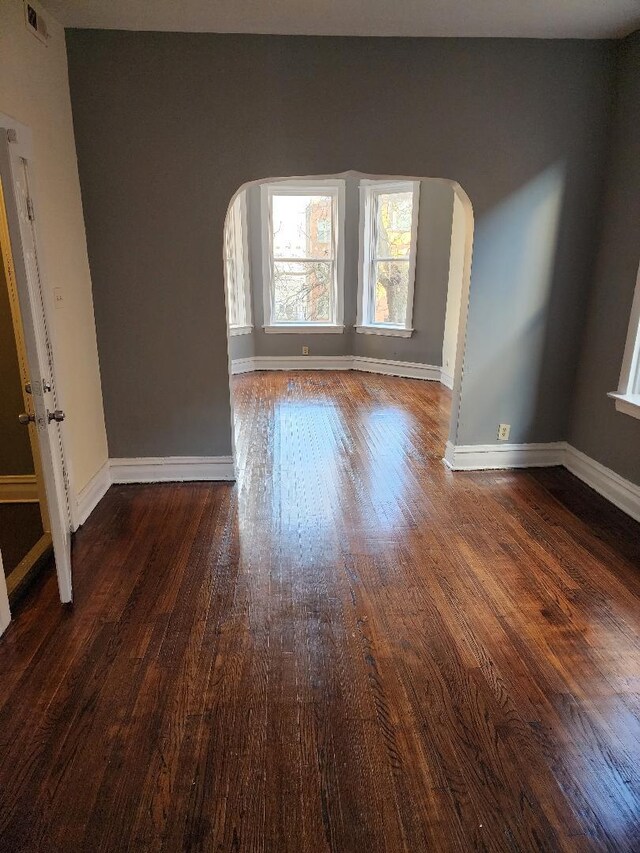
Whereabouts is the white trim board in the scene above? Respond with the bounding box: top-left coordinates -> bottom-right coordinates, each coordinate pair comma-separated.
353,356 -> 440,381
564,445 -> 640,524
444,441 -> 567,471
231,355 -> 444,383
440,371 -> 454,390
73,461 -> 111,529
0,474 -> 38,503
444,440 -> 640,524
232,357 -> 259,375
234,355 -> 351,373
110,456 -> 236,484
71,456 -> 237,528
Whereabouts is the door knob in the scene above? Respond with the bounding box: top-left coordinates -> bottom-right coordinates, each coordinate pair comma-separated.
47,409 -> 65,423
18,412 -> 35,425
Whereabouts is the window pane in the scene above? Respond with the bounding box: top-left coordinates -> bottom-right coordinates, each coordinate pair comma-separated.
225,256 -> 240,326
272,195 -> 333,259
225,195 -> 249,328
374,260 -> 409,325
273,261 -> 332,322
375,192 -> 413,259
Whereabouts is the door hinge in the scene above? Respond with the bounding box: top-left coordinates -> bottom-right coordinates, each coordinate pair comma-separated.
26,196 -> 35,221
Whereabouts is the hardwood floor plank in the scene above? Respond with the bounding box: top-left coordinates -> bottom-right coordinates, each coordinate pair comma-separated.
0,371 -> 638,851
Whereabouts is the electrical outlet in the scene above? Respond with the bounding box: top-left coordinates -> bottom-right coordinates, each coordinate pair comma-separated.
497,423 -> 511,441
302,346 -> 309,355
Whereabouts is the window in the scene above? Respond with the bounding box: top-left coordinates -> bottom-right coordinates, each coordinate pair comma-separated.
357,181 -> 420,337
261,181 -> 345,333
609,261 -> 640,419
224,191 -> 252,335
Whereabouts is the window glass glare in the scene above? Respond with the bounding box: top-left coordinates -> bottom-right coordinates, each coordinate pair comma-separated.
375,192 -> 413,259
272,195 -> 333,259
224,194 -> 249,328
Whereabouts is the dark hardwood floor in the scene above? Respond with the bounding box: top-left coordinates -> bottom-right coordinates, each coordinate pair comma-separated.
0,371 -> 639,852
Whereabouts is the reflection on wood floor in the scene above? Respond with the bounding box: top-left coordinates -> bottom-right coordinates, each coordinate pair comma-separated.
0,371 -> 638,851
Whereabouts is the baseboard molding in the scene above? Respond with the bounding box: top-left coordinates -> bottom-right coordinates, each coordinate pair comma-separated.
0,474 -> 38,503
238,355 -> 352,372
444,440 -> 567,471
231,357 -> 258,375
74,461 -> 111,529
440,370 -> 454,390
352,356 -> 442,381
444,440 -> 640,524
110,456 -> 236,484
70,455 -> 237,529
564,445 -> 640,524
231,355 -> 445,383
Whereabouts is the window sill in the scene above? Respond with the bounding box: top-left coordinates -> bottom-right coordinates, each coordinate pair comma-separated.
608,392 -> 640,421
356,325 -> 413,338
263,324 -> 344,334
229,325 -> 253,337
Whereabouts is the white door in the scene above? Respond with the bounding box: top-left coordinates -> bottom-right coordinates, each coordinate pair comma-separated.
0,125 -> 72,604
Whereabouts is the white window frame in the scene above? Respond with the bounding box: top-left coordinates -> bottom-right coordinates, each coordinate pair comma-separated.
356,180 -> 420,338
261,180 -> 345,333
224,191 -> 252,336
608,261 -> 640,419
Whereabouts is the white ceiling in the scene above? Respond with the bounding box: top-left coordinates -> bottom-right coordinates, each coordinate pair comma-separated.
41,0 -> 640,40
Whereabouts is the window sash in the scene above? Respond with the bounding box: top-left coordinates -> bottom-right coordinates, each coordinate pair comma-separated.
271,193 -> 335,263
264,182 -> 344,327
359,182 -> 419,331
272,259 -> 334,324
224,193 -> 251,331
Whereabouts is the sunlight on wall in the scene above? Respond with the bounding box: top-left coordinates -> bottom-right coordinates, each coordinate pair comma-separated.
457,164 -> 565,443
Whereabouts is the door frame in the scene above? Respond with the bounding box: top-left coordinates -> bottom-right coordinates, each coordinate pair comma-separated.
0,179 -> 51,532
0,113 -> 74,634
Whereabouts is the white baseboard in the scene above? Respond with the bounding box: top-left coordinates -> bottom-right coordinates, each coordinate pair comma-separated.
70,455 -> 236,528
0,474 -> 38,503
444,440 -> 640,524
231,355 -> 446,383
244,355 -> 352,372
564,445 -> 640,523
440,370 -> 454,390
231,357 -> 258,375
110,456 -> 236,484
352,356 -> 442,381
444,440 -> 567,471
74,461 -> 111,529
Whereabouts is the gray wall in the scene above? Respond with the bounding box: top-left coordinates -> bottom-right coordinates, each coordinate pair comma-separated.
0,254 -> 33,475
569,31 -> 640,484
240,177 -> 455,364
66,32 -> 613,458
228,331 -> 254,362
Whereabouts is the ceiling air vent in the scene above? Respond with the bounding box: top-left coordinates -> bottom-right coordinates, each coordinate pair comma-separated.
24,2 -> 50,45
